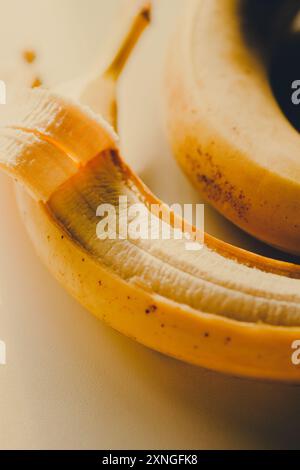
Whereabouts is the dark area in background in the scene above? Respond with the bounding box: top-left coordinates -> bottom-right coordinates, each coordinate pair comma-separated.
240,0 -> 300,132
240,0 -> 286,61
270,33 -> 300,133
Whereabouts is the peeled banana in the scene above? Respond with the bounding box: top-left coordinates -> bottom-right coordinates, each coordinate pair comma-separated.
165,0 -> 300,255
0,88 -> 299,382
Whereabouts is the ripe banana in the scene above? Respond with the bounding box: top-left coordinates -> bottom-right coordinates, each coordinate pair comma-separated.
1,0 -> 300,383
165,0 -> 300,255
0,88 -> 300,383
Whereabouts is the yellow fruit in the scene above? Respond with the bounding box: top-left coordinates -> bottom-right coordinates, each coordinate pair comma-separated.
165,0 -> 300,255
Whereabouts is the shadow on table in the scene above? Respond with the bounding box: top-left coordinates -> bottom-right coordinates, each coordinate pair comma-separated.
109,328 -> 300,450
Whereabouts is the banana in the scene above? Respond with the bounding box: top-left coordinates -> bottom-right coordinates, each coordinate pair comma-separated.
1,0 -> 300,382
0,88 -> 299,382
165,0 -> 300,255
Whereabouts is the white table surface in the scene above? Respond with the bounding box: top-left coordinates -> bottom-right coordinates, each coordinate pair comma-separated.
0,0 -> 299,450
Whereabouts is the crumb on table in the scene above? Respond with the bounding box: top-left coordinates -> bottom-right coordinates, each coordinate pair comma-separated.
31,77 -> 42,88
22,49 -> 37,64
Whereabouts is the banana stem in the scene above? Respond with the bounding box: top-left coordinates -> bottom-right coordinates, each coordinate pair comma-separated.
104,1 -> 151,81
55,1 -> 151,131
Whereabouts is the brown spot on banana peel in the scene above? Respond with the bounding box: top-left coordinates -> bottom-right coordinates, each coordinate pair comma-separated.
145,305 -> 158,315
185,147 -> 251,223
